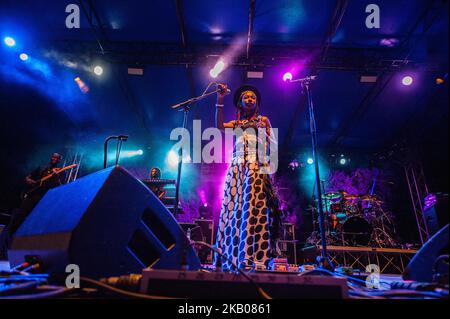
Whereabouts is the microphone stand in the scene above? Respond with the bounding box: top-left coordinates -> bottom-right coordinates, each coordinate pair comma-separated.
103,135 -> 128,169
291,76 -> 333,271
170,87 -> 223,216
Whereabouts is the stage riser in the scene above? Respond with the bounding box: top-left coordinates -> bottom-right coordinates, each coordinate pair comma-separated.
303,246 -> 417,274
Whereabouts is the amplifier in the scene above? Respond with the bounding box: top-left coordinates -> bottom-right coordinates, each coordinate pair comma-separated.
139,269 -> 349,299
179,219 -> 214,264
279,223 -> 297,264
195,219 -> 214,264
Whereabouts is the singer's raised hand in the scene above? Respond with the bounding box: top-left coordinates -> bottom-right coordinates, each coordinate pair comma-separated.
216,83 -> 230,98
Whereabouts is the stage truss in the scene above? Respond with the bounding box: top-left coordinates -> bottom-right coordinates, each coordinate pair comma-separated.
315,246 -> 418,274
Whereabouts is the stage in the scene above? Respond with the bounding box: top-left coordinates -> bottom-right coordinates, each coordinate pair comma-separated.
0,0 -> 449,303
1,260 -> 443,300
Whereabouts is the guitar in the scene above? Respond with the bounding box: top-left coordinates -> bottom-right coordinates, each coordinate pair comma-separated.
21,164 -> 78,199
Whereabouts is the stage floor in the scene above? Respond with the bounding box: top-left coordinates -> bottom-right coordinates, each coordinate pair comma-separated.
1,259 -> 408,297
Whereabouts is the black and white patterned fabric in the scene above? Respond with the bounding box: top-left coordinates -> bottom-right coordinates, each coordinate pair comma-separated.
214,116 -> 281,271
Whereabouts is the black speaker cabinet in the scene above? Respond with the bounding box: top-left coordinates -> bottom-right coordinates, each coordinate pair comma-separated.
9,166 -> 200,278
403,224 -> 449,282
423,193 -> 449,236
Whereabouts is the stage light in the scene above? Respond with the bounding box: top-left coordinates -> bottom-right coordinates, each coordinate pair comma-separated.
283,72 -> 293,82
74,76 -> 89,94
288,159 -> 299,170
247,71 -> 264,79
402,76 -> 413,86
4,36 -> 15,47
19,53 -> 28,61
307,158 -> 314,165
210,59 -> 225,78
339,158 -> 347,165
93,65 -> 103,76
128,67 -> 144,76
167,150 -> 179,168
122,149 -> 144,158
436,74 -> 447,85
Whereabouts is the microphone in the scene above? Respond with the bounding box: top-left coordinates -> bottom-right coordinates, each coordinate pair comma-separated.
217,83 -> 231,94
118,135 -> 128,140
286,75 -> 318,83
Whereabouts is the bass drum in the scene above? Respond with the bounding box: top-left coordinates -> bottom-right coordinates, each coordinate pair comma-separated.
342,216 -> 373,246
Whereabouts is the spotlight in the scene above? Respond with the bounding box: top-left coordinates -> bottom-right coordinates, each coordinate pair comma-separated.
436,73 -> 447,85
209,59 -> 225,78
199,203 -> 212,218
247,70 -> 264,79
307,158 -> 314,165
167,150 -> 179,168
93,65 -> 103,76
19,53 -> 28,61
339,158 -> 347,165
74,76 -> 90,94
128,67 -> 144,76
122,149 -> 144,158
288,159 -> 299,170
283,72 -> 293,82
402,76 -> 413,86
4,36 -> 15,47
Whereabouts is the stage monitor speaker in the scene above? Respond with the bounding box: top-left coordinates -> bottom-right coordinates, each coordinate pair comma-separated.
9,166 -> 201,278
402,224 -> 448,282
423,193 -> 449,236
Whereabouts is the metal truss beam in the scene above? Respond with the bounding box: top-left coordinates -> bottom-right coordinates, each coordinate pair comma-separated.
404,162 -> 430,245
317,246 -> 418,274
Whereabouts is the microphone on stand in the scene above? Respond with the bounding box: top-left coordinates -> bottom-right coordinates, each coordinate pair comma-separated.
286,75 -> 318,83
216,83 -> 231,94
118,135 -> 129,141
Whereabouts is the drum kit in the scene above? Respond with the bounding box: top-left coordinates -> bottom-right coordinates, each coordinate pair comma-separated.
308,191 -> 398,248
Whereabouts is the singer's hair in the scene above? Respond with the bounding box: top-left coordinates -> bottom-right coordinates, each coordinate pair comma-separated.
150,167 -> 161,179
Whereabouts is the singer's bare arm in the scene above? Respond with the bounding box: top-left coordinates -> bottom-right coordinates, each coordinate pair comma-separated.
215,86 -> 234,130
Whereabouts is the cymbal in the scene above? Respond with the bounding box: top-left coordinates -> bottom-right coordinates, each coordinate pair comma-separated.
323,192 -> 342,199
360,194 -> 383,202
343,194 -> 358,200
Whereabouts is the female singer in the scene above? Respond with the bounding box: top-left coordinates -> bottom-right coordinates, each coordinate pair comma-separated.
214,83 -> 282,271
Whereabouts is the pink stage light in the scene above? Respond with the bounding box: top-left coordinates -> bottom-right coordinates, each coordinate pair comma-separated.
283,72 -> 293,82
402,76 -> 413,86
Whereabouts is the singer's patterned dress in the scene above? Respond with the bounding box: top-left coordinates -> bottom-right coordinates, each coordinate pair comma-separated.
214,116 -> 282,271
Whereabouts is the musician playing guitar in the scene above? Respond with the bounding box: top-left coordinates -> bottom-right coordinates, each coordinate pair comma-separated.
9,153 -> 67,236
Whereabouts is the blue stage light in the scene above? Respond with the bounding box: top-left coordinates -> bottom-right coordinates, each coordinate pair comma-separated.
167,150 -> 179,168
339,158 -> 347,165
307,158 -> 314,165
4,36 -> 16,47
